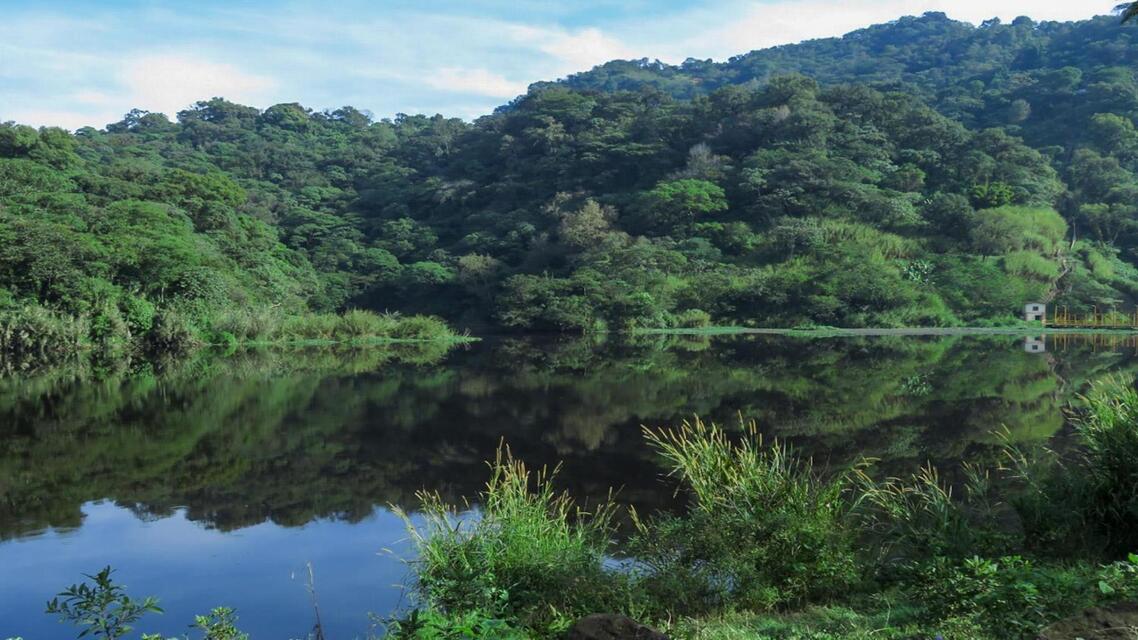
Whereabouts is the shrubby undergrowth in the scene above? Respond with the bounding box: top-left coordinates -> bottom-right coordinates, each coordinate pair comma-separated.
393,387 -> 1138,639
0,303 -> 462,371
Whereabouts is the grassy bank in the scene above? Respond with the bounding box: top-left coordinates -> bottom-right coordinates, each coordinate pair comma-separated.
633,324 -> 1138,337
0,305 -> 471,371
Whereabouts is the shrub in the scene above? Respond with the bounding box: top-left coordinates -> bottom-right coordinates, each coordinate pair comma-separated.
1003,378 -> 1138,556
397,447 -> 627,637
384,607 -> 528,639
852,462 -> 1010,560
673,308 -> 712,329
191,607 -> 249,640
208,308 -> 284,341
278,313 -> 340,340
1071,378 -> 1138,554
90,303 -> 131,348
906,556 -> 1116,640
0,304 -> 89,361
390,315 -> 453,341
45,566 -> 162,640
145,309 -> 200,354
1003,251 -> 1060,281
43,568 -> 249,640
120,295 -> 156,334
334,308 -> 398,339
631,418 -> 860,614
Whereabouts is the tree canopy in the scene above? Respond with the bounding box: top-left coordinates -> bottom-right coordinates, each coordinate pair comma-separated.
5,12 -> 1138,338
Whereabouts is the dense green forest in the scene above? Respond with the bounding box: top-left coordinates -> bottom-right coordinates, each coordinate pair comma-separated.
6,13 -> 1138,344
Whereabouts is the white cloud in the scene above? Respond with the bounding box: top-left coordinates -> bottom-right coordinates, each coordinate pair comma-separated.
4,108 -> 123,131
71,91 -> 116,106
507,25 -> 636,74
118,54 -> 277,118
424,68 -> 528,97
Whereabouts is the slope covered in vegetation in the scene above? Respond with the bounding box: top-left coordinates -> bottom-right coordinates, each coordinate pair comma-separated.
5,13 -> 1138,342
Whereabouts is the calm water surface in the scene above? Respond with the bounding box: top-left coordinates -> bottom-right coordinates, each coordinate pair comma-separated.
2,333 -> 1136,638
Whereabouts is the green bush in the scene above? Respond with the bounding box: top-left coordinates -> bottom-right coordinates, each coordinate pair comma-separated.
1004,378 -> 1138,555
673,308 -> 713,329
852,462 -> 1010,559
334,308 -> 398,339
208,308 -> 284,341
1071,379 -> 1138,554
145,309 -> 200,354
390,315 -> 453,341
631,418 -> 859,614
905,555 -> 1122,639
279,313 -> 340,340
0,304 -> 89,361
90,303 -> 131,347
384,607 -> 528,639
1003,251 -> 1060,281
120,295 -> 156,334
397,447 -> 627,637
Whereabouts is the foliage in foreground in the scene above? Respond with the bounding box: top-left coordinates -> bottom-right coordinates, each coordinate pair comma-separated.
396,385 -> 1138,639
631,419 -> 859,613
40,566 -> 247,640
394,448 -> 629,635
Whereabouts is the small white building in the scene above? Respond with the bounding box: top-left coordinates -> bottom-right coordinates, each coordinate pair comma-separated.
1024,303 -> 1046,322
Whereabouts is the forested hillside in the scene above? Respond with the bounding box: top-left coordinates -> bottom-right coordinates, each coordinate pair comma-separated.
5,12 -> 1138,341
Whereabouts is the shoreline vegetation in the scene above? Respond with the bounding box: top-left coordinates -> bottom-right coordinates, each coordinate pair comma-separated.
0,306 -> 471,371
7,313 -> 1138,373
21,378 -> 1138,640
634,324 -> 1138,336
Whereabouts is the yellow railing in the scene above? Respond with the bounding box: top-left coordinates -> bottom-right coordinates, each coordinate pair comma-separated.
1046,306 -> 1138,329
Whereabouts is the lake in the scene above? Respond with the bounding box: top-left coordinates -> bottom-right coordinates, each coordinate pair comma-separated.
2,332 -> 1137,639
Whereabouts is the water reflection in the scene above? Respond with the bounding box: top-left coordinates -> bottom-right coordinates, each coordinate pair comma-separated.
2,334 -> 1137,635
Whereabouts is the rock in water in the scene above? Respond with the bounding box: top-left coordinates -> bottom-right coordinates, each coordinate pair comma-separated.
1036,602 -> 1138,639
564,614 -> 669,640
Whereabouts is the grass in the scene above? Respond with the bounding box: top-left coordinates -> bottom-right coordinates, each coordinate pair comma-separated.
391,386 -> 1138,639
0,304 -> 472,372
634,325 -> 1138,337
1003,377 -> 1138,555
395,447 -> 628,637
632,418 -> 860,613
210,309 -> 467,345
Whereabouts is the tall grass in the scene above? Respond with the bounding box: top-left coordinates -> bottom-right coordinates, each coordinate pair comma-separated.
1069,378 -> 1138,553
274,310 -> 455,343
1000,377 -> 1138,556
0,304 -> 90,363
632,418 -> 860,613
851,462 -> 1009,559
397,446 -> 626,637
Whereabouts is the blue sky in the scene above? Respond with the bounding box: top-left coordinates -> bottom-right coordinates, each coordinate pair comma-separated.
0,0 -> 1108,130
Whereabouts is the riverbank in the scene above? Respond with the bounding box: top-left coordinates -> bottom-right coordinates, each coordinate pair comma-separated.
634,324 -> 1138,337
0,305 -> 471,371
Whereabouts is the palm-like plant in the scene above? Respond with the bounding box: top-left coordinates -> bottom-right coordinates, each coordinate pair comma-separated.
1118,2 -> 1138,23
